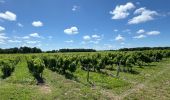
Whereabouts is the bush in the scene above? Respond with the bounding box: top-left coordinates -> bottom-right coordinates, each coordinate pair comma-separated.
0,59 -> 15,78
46,57 -> 57,71
69,61 -> 77,73
27,57 -> 45,78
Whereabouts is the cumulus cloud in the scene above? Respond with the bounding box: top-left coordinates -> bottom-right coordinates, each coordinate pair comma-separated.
110,2 -> 135,19
92,34 -> 100,39
32,21 -> 43,27
128,8 -> 158,24
137,29 -> 145,34
0,11 -> 16,21
29,33 -> 40,38
83,35 -> 91,40
65,40 -> 74,43
133,30 -> 160,39
115,34 -> 125,41
82,34 -> 103,45
0,26 -> 5,31
133,34 -> 146,39
64,26 -> 79,35
72,5 -> 79,11
146,31 -> 160,35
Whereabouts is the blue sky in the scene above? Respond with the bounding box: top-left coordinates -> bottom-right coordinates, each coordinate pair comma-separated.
0,0 -> 170,50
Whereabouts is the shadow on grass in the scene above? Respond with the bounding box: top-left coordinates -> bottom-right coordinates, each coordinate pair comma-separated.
33,75 -> 45,85
64,72 -> 79,81
1,73 -> 12,79
129,70 -> 140,75
120,69 -> 140,75
63,72 -> 96,87
1,75 -> 9,79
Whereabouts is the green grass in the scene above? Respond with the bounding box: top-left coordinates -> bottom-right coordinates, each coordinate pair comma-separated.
124,59 -> 170,100
0,57 -> 170,99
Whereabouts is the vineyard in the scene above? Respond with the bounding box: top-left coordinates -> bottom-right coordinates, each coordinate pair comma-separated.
0,50 -> 170,99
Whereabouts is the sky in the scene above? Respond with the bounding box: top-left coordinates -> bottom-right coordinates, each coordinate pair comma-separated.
0,0 -> 170,51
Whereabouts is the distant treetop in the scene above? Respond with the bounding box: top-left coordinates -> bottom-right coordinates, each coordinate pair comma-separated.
119,47 -> 170,51
0,47 -> 42,54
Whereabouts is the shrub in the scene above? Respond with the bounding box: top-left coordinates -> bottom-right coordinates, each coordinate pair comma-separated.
0,59 -> 15,78
47,57 -> 57,71
69,61 -> 77,73
27,57 -> 45,78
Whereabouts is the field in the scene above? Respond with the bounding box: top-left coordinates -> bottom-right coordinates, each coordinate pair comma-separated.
0,50 -> 170,100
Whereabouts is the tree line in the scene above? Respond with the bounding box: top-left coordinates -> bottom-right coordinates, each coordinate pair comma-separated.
46,49 -> 96,53
119,47 -> 170,51
58,48 -> 96,52
0,47 -> 42,54
1,46 -> 170,54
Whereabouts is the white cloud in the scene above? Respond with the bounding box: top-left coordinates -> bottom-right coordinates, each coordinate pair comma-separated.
115,34 -> 125,41
72,5 -> 79,11
32,21 -> 43,27
114,29 -> 118,32
0,33 -> 8,44
82,34 -> 103,45
8,40 -> 21,43
29,33 -> 40,38
22,36 -> 30,39
110,2 -> 135,19
0,11 -> 16,21
0,35 -> 8,39
89,40 -> 99,44
128,8 -> 158,24
17,23 -> 23,27
64,26 -> 79,35
92,34 -> 100,39
0,26 -> 5,31
0,33 -> 5,36
146,31 -> 160,35
83,35 -> 91,40
65,40 -> 74,43
133,34 -> 146,39
26,40 -> 40,44
137,29 -> 145,34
